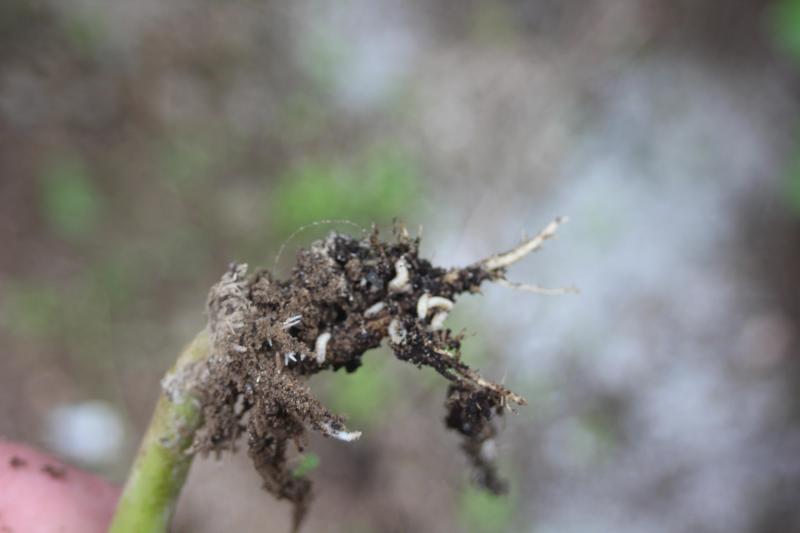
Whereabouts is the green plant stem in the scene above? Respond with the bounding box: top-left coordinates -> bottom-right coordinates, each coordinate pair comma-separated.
109,329 -> 210,533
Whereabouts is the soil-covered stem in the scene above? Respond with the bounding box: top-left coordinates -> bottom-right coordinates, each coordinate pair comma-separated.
108,329 -> 210,533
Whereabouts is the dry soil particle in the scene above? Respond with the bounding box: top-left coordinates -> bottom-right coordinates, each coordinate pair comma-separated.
193,222 -> 565,529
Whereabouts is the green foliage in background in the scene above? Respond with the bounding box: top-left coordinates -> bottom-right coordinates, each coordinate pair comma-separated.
786,147 -> 800,215
38,153 -> 102,241
773,0 -> 800,61
458,484 -> 515,533
470,1 -> 520,46
269,147 -> 420,235
157,134 -> 216,189
59,9 -> 105,58
291,453 -> 321,479
324,347 -> 399,428
773,0 -> 800,216
1,282 -> 61,339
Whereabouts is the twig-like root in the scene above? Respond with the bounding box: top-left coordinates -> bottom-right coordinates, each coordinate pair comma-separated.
482,216 -> 568,270
495,278 -> 579,296
474,216 -> 576,297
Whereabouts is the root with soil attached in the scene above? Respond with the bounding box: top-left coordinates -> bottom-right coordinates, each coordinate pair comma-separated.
194,217 -> 571,530
109,217 -> 572,533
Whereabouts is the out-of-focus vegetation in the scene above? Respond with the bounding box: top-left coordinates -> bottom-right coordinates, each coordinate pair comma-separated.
39,153 -> 103,242
773,0 -> 800,216
2,1 -> 800,532
457,484 -> 514,533
270,149 -> 420,235
773,0 -> 800,60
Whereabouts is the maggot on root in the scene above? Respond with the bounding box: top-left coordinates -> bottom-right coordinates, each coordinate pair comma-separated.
192,217 -> 570,530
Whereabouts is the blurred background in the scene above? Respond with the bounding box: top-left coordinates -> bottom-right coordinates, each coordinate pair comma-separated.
2,0 -> 800,531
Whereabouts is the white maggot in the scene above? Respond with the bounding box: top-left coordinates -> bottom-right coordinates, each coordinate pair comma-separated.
417,294 -> 453,327
430,311 -> 449,330
416,293 -> 430,319
426,296 -> 453,313
388,257 -> 410,292
364,301 -> 386,317
315,332 -> 331,364
320,421 -> 362,442
388,318 -> 406,345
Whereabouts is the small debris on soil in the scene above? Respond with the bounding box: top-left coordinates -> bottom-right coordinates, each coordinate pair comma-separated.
40,464 -> 66,480
8,456 -> 26,469
193,220 -> 567,530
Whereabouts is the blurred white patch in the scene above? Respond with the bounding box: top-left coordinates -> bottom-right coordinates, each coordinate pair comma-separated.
45,400 -> 125,465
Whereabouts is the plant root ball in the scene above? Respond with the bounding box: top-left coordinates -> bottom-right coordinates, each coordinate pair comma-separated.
194,224 -> 555,529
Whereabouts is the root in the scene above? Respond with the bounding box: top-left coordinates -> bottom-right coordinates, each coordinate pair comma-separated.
193,219 -> 571,529
495,278 -> 579,296
482,216 -> 568,270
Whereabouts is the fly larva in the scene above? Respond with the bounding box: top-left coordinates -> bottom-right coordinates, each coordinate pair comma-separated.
430,311 -> 449,330
388,318 -> 406,345
282,314 -> 303,330
416,293 -> 430,319
320,421 -> 362,442
426,296 -> 453,313
388,257 -> 411,292
232,344 -> 248,353
315,332 -> 331,364
364,301 -> 386,318
417,294 -> 453,320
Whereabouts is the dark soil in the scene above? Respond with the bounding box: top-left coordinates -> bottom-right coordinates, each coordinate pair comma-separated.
194,226 -> 528,530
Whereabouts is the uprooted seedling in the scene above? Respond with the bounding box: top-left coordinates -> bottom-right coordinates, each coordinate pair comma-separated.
192,218 -> 572,530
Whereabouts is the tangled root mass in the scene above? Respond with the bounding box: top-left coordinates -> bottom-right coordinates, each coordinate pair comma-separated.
192,222 -> 566,529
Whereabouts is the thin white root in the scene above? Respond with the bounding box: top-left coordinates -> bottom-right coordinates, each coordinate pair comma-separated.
320,422 -> 362,442
482,216 -> 568,271
315,332 -> 331,364
388,257 -> 411,292
364,301 -> 386,317
284,352 -> 297,365
430,311 -> 449,330
282,314 -> 303,329
495,278 -> 579,295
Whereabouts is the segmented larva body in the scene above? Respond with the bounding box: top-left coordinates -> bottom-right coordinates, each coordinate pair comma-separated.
315,332 -> 331,364
364,301 -> 385,317
388,319 -> 406,345
416,293 -> 454,329
388,257 -> 411,292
